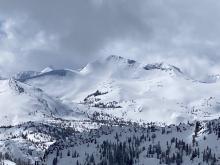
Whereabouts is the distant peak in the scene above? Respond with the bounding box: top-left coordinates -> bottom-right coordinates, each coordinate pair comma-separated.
82,55 -> 183,76
106,55 -> 124,61
41,66 -> 54,73
105,55 -> 137,65
105,55 -> 182,72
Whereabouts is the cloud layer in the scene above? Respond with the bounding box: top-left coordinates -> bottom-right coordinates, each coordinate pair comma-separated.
0,0 -> 220,78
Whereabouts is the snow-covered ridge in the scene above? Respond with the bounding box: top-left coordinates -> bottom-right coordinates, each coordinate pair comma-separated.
14,69 -> 79,82
106,55 -> 182,72
12,55 -> 183,82
0,78 -> 75,126
12,71 -> 40,81
6,55 -> 220,125
81,55 -> 183,76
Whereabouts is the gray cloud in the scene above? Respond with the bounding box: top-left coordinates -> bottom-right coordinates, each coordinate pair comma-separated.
0,0 -> 220,78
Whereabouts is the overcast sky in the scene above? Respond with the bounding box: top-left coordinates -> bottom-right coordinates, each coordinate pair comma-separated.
0,0 -> 220,78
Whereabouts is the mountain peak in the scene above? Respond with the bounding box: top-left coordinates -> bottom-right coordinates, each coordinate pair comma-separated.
106,55 -> 124,61
81,55 -> 183,76
105,55 -> 182,74
41,66 -> 54,73
105,55 -> 137,65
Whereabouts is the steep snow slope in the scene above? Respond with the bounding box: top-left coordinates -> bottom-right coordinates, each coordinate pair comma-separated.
0,79 -> 76,126
19,55 -> 220,124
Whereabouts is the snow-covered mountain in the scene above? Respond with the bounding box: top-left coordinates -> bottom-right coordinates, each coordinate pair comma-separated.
14,55 -> 220,124
1,55 -> 220,165
0,79 -> 80,126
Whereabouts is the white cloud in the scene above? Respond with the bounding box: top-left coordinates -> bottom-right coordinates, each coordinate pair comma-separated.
0,16 -> 58,74
0,0 -> 220,79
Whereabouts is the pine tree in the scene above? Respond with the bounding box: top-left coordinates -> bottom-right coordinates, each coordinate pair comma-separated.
52,157 -> 57,165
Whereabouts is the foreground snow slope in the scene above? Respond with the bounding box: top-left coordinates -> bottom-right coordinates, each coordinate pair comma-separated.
20,55 -> 220,124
